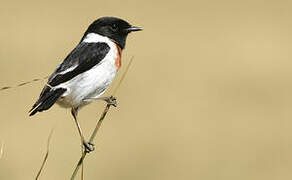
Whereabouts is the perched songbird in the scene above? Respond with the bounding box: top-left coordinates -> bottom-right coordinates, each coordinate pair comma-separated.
29,17 -> 142,152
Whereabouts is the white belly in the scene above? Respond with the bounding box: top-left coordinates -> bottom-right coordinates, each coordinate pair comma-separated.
56,59 -> 117,108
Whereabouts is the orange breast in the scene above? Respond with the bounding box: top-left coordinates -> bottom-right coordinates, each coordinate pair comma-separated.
114,43 -> 122,70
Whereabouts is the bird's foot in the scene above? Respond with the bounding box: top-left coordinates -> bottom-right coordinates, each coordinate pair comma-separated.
104,96 -> 117,107
83,96 -> 117,107
82,141 -> 95,153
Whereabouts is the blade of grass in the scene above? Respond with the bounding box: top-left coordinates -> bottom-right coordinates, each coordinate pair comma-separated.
35,129 -> 54,180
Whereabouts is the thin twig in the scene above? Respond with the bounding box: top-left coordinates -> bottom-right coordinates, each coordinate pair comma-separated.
35,129 -> 54,180
70,56 -> 134,180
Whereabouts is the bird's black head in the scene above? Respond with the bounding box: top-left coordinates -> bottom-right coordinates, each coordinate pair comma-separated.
83,17 -> 142,49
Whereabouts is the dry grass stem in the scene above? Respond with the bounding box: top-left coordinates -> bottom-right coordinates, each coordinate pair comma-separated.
0,75 -> 49,91
112,56 -> 134,96
70,56 -> 134,180
35,129 -> 54,180
70,103 -> 112,180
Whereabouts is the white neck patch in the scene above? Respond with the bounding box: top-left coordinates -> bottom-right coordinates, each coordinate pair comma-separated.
82,33 -> 111,43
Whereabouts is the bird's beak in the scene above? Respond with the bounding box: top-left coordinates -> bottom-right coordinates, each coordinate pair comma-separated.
126,26 -> 143,32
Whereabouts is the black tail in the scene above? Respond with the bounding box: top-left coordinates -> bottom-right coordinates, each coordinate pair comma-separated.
29,87 -> 66,116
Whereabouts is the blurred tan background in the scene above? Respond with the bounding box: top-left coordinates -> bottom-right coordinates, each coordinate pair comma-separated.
0,0 -> 292,179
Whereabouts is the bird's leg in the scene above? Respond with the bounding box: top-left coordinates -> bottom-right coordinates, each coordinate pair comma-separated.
84,96 -> 117,107
71,107 -> 95,153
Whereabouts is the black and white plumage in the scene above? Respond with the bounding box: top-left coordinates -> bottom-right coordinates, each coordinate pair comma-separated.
29,17 -> 142,116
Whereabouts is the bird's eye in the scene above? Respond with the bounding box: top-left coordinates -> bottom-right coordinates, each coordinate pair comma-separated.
110,24 -> 118,31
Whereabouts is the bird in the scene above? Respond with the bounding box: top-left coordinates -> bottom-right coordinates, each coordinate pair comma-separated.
29,17 -> 142,152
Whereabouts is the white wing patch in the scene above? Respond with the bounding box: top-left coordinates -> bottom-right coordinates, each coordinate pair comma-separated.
58,65 -> 78,75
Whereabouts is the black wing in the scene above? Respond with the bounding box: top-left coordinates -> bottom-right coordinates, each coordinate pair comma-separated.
29,42 -> 110,116
48,42 -> 110,86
